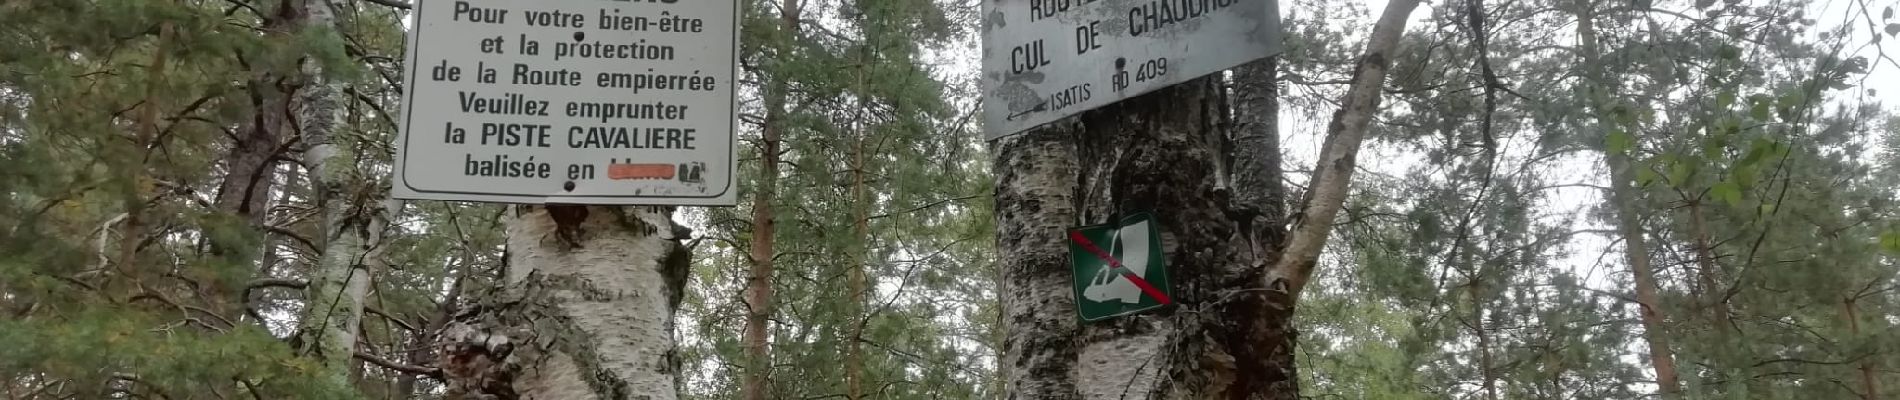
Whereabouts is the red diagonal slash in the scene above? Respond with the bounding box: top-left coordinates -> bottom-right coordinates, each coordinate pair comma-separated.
1068,230 -> 1173,305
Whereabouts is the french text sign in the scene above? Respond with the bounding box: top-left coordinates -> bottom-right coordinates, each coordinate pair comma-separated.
392,0 -> 738,205
981,0 -> 1282,139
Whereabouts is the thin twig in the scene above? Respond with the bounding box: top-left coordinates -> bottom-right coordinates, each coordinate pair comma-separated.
357,0 -> 412,9
354,350 -> 442,378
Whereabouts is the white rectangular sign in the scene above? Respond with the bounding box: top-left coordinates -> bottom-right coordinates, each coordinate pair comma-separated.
392,0 -> 738,205
981,0 -> 1282,139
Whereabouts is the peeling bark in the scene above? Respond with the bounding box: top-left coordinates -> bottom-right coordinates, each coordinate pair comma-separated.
437,206 -> 690,400
997,1 -> 1418,398
995,123 -> 1084,400
1231,58 -> 1283,257
293,0 -> 388,385
997,79 -> 1299,400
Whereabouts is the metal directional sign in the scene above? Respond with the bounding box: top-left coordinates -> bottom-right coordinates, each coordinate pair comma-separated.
1068,212 -> 1172,321
980,0 -> 1284,139
391,0 -> 739,205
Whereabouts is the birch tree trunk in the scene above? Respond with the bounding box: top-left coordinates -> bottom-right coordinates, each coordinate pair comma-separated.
997,0 -> 1418,397
436,205 -> 691,400
292,0 -> 391,386
1231,58 -> 1283,231
997,77 -> 1302,400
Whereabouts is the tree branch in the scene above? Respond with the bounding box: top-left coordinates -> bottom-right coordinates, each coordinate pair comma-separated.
249,278 -> 309,290
365,305 -> 420,332
1270,0 -> 1424,298
109,373 -> 173,400
265,225 -> 319,252
354,350 -> 442,378
356,0 -> 412,9
868,193 -> 985,220
237,378 -> 265,400
242,279 -> 309,322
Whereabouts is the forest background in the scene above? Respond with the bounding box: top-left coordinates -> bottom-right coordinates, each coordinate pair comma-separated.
2,0 -> 1899,398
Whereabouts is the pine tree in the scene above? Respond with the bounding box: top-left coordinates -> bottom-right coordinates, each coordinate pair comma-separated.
0,0 -> 378,397
1569,1 -> 1686,395
741,0 -> 800,395
4,0 -> 1897,399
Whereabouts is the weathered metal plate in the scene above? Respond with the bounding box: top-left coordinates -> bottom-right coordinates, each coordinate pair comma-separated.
391,0 -> 739,206
981,0 -> 1282,139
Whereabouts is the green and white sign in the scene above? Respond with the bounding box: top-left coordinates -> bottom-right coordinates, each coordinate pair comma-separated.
1067,212 -> 1172,322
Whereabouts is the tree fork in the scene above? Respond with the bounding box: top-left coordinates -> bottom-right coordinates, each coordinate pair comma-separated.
1269,0 -> 1421,297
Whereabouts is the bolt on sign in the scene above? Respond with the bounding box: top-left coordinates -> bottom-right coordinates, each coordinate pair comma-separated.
1068,212 -> 1172,321
980,0 -> 1285,140
390,0 -> 739,206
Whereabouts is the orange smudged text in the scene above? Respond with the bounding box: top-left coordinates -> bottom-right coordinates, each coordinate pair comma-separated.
608,163 -> 676,180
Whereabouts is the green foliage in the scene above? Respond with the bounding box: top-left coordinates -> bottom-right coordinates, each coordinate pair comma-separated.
1,0 -> 426,397
0,310 -> 356,399
1606,128 -> 1634,154
3,0 -> 1895,398
678,0 -> 994,397
1710,180 -> 1743,208
1312,0 -> 1900,399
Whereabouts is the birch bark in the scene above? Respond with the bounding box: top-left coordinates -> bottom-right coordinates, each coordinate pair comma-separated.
436,206 -> 691,400
1268,0 -> 1422,296
998,1 -> 1418,397
998,77 -> 1309,400
293,0 -> 390,386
